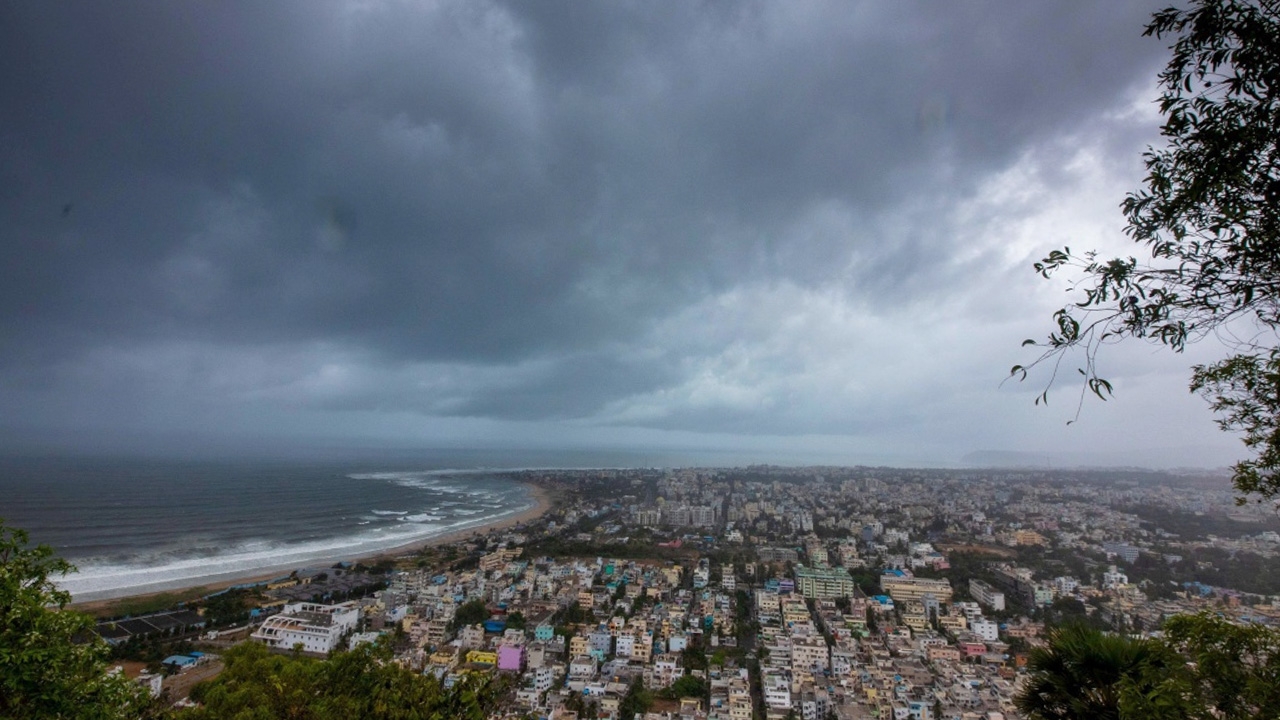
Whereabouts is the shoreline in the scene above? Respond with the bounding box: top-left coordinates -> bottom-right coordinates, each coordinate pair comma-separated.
70,482 -> 552,616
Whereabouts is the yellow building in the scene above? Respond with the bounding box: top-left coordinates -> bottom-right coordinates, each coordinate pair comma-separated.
465,650 -> 497,665
429,648 -> 458,667
1014,530 -> 1047,546
880,575 -> 953,603
902,612 -> 928,630
479,546 -> 522,572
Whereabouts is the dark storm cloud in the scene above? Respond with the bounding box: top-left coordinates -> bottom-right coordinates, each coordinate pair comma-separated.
0,0 -> 1177,441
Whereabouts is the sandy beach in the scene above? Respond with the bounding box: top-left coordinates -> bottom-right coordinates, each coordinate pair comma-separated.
72,482 -> 552,616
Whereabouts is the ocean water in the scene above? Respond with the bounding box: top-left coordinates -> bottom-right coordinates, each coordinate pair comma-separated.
0,454 -> 544,601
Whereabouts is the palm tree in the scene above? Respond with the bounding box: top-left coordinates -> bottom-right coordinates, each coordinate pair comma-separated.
1015,624 -> 1188,720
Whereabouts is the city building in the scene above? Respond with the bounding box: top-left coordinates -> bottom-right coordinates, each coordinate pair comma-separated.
795,565 -> 857,599
251,601 -> 359,654
880,572 -> 953,603
969,579 -> 1006,611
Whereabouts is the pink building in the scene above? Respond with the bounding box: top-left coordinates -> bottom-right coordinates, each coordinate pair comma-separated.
960,642 -> 986,658
497,644 -> 525,672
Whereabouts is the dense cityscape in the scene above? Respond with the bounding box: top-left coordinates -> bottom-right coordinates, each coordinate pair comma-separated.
6,0 -> 1280,717
93,466 -> 1280,719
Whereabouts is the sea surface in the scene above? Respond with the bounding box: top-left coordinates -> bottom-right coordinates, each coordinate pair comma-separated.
0,453 -> 559,602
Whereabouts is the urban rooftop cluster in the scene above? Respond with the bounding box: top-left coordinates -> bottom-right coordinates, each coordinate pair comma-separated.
111,465 -> 1280,719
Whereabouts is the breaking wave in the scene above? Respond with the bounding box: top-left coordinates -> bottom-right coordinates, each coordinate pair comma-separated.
55,468 -> 534,602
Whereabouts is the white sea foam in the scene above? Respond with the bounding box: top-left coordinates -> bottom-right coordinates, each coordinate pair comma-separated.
348,468 -> 499,480
55,470 -> 533,603
401,513 -> 445,522
347,470 -> 515,497
58,497 -> 535,603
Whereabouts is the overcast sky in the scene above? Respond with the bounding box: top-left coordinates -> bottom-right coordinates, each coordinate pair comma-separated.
0,1 -> 1248,467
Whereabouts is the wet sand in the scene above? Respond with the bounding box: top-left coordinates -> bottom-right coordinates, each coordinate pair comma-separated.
72,483 -> 551,616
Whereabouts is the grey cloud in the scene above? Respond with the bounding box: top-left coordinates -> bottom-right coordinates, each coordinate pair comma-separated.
0,0 -> 1195,455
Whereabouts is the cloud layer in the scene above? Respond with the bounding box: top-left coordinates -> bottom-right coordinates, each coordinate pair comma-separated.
0,1 -> 1244,466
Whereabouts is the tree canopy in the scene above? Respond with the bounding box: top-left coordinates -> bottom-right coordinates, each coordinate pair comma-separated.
1015,624 -> 1187,720
1017,0 -> 1280,501
1015,615 -> 1280,720
449,598 -> 490,631
185,641 -> 504,720
0,520 -> 154,719
1161,612 -> 1280,719
661,673 -> 708,701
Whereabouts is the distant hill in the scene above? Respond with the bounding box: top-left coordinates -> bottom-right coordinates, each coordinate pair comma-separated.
961,449 -> 1231,474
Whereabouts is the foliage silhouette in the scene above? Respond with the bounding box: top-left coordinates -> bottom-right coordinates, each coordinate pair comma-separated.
0,520 -> 155,719
1017,0 -> 1280,502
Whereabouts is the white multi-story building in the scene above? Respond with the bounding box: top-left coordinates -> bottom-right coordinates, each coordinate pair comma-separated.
251,601 -> 359,654
969,579 -> 1006,611
692,565 -> 710,589
569,654 -> 597,680
689,505 -> 718,527
615,631 -> 636,658
458,624 -> 486,650
534,666 -> 556,693
1054,576 -> 1080,594
1102,565 -> 1129,589
790,635 -> 830,673
796,511 -> 814,533
763,673 -> 792,710
971,618 -> 1000,642
652,653 -> 681,687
